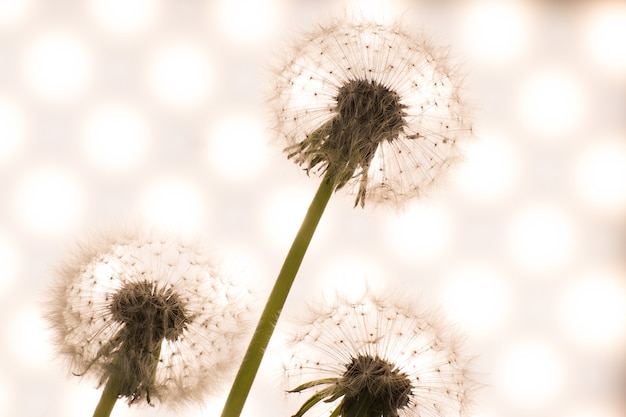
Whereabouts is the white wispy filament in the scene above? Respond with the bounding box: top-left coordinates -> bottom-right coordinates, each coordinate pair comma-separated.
271,20 -> 472,207
284,292 -> 475,417
46,229 -> 252,408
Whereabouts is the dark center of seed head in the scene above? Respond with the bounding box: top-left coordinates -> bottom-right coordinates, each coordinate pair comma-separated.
110,280 -> 189,342
286,79 -> 406,206
335,79 -> 405,143
341,354 -> 413,417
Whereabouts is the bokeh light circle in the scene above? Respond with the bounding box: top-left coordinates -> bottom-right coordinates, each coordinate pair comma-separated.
206,114 -> 269,182
558,268 -> 626,352
315,254 -> 386,300
517,68 -> 586,138
451,131 -> 520,202
440,262 -> 512,337
506,203 -> 577,273
0,231 -> 19,295
146,40 -> 214,109
572,137 -> 626,213
495,338 -> 566,409
459,0 -> 532,65
383,202 -> 453,265
583,2 -> 626,76
13,166 -> 85,237
0,96 -> 26,164
21,30 -> 93,102
137,175 -> 209,237
88,0 -> 158,36
0,0 -> 31,27
80,100 -> 150,174
261,185 -> 314,249
8,305 -> 55,371
214,0 -> 279,44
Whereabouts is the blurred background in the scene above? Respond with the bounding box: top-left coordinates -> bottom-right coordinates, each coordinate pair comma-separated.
0,0 -> 624,416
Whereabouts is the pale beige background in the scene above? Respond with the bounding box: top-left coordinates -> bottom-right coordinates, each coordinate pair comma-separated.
0,1 -> 624,416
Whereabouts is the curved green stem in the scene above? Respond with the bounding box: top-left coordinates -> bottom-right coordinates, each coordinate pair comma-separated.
220,175 -> 335,417
92,376 -> 120,417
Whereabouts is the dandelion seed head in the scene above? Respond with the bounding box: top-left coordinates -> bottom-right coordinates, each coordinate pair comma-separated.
284,291 -> 475,417
109,280 -> 189,342
339,354 -> 412,417
271,20 -> 471,208
46,227 -> 253,408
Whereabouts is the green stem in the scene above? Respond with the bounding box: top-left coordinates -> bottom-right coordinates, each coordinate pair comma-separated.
220,175 -> 335,417
92,376 -> 120,417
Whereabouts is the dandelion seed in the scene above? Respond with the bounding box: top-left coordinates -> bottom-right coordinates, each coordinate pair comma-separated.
46,227 -> 253,411
271,20 -> 472,208
284,292 -> 475,417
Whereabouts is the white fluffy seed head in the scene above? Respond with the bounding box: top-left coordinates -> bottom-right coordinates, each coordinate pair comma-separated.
283,291 -> 476,417
45,227 -> 254,408
270,19 -> 472,208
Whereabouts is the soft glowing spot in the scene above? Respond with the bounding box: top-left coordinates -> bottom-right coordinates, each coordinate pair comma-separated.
80,101 -> 149,174
88,0 -> 158,36
261,186 -> 314,249
345,0 -> 398,24
573,138 -> 626,212
215,0 -> 279,43
8,306 -> 55,370
21,30 -> 93,102
206,115 -> 269,181
0,232 -> 19,295
460,0 -> 532,64
0,96 -> 26,164
451,132 -> 520,201
506,203 -> 577,273
14,166 -> 85,237
583,2 -> 626,75
496,338 -> 565,408
138,176 -> 208,237
146,40 -> 214,109
441,262 -> 511,336
384,202 -> 452,265
186,402 -> 223,417
0,373 -> 10,417
0,0 -> 31,27
517,69 -> 586,138
215,242 -> 269,291
316,255 -> 385,300
66,383 -> 101,417
558,269 -> 626,351
565,403 -> 625,417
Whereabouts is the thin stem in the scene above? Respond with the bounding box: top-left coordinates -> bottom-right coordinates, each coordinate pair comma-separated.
92,376 -> 120,417
220,175 -> 335,417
